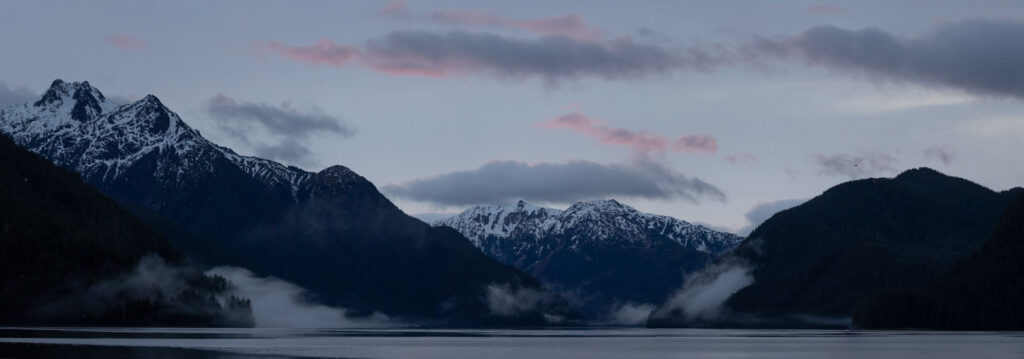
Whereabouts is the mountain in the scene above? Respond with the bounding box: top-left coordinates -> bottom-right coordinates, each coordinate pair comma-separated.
0,79 -> 577,326
650,168 -> 1022,328
435,199 -> 743,320
0,131 -> 251,326
856,192 -> 1024,330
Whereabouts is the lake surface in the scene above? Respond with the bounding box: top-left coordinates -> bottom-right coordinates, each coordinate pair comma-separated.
1,327 -> 1023,358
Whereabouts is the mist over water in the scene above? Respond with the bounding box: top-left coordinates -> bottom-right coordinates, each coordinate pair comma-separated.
208,267 -> 394,328
652,259 -> 754,324
2,328 -> 1024,359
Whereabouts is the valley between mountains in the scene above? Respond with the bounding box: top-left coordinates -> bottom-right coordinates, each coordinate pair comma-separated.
2,79 -> 1023,330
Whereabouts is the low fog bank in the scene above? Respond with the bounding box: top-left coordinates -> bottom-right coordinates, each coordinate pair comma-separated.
30,255 -> 251,326
600,302 -> 657,326
648,239 -> 851,328
648,258 -> 754,326
484,282 -> 570,324
208,266 -> 395,328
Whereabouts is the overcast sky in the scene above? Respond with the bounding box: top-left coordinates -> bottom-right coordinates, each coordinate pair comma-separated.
2,0 -> 1024,233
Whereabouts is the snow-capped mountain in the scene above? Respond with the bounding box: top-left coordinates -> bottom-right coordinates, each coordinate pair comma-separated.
436,199 -> 741,261
0,79 -> 311,194
0,80 -> 578,325
434,199 -> 743,319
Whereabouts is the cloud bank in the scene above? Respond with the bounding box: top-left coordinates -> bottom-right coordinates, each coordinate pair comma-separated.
361,30 -> 702,84
541,112 -> 717,155
782,19 -> 1024,99
383,159 -> 725,206
268,19 -> 1024,97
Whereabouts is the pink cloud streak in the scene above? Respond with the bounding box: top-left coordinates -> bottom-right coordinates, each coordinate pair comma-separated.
268,39 -> 359,67
541,112 -> 717,155
105,34 -> 146,50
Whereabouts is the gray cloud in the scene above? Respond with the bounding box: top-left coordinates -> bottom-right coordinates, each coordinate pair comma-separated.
206,94 -> 354,139
924,146 -> 956,165
812,152 -> 897,179
0,81 -> 38,108
382,159 -> 725,206
362,30 -> 726,85
205,94 -> 354,167
782,19 -> 1024,99
737,198 -> 806,235
273,19 -> 1024,95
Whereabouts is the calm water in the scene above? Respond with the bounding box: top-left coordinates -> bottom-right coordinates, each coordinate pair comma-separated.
1,327 -> 1023,358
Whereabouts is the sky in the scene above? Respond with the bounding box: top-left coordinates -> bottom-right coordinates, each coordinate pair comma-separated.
2,0 -> 1024,234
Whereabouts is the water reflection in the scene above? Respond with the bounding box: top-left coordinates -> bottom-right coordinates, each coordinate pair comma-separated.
2,327 -> 1023,359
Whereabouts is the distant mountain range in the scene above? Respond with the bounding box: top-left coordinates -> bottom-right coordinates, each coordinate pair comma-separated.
6,79 -> 1022,329
649,167 -> 1023,328
0,80 -> 578,326
435,199 -> 742,320
0,131 -> 251,326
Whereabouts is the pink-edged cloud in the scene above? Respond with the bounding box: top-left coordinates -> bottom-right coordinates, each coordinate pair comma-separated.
106,34 -> 146,50
541,112 -> 717,155
360,31 -> 690,84
268,39 -> 359,67
428,11 -> 600,41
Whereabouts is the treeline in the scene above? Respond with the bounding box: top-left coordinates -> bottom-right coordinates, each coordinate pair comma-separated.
726,168 -> 1019,320
856,192 -> 1024,330
0,133 -> 252,326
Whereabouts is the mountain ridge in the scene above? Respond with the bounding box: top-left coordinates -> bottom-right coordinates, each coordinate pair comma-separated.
649,167 -> 1022,328
435,199 -> 743,320
0,79 -> 579,326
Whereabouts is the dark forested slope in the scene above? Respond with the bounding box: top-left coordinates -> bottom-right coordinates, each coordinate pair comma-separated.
856,192 -> 1024,330
0,133 -> 251,326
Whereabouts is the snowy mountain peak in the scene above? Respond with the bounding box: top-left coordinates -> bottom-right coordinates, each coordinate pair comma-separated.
436,199 -> 743,254
34,79 -> 106,107
433,201 -> 562,247
21,79 -> 117,124
563,199 -> 634,218
0,80 -> 355,199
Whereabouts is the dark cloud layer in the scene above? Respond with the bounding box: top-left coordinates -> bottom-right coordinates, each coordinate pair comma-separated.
785,19 -> 1024,99
362,30 -> 723,84
0,81 -> 38,108
269,19 -> 1024,95
205,94 -> 354,166
382,159 -> 725,206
